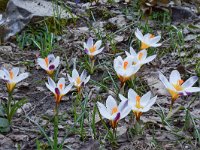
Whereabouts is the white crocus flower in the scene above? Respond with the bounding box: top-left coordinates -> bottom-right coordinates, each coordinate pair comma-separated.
0,67 -> 29,93
37,54 -> 60,76
159,70 -> 200,104
135,28 -> 161,50
125,47 -> 157,66
119,89 -> 157,121
67,69 -> 90,93
83,37 -> 104,59
46,77 -> 73,105
114,56 -> 140,85
97,95 -> 131,129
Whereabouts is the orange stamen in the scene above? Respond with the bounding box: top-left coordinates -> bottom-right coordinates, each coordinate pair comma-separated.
45,57 -> 49,67
138,52 -> 143,60
136,95 -> 143,109
123,61 -> 128,70
111,107 -> 118,115
59,84 -> 63,89
9,70 -> 14,79
76,77 -> 81,85
89,45 -> 96,53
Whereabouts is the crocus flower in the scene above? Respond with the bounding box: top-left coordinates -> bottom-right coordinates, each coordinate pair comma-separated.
125,47 -> 156,66
135,28 -> 161,50
0,67 -> 29,93
159,70 -> 200,104
119,89 -> 157,121
83,37 -> 104,59
37,54 -> 60,76
114,56 -> 140,85
46,77 -> 73,105
67,69 -> 90,93
97,95 -> 131,129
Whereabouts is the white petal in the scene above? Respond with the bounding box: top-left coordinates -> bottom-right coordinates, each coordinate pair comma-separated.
62,84 -> 73,95
120,105 -> 131,119
149,36 -> 161,44
106,96 -> 117,114
182,76 -> 198,88
119,94 -> 128,102
14,73 -> 29,83
125,51 -> 131,57
135,28 -> 144,42
87,37 -> 93,48
97,102 -> 111,119
47,54 -> 55,61
57,78 -> 65,90
159,72 -> 176,90
12,67 -> 19,77
84,76 -> 90,85
150,43 -> 162,47
184,87 -> 200,93
169,70 -> 181,84
128,88 -> 138,100
67,74 -> 74,83
142,96 -> 157,112
142,55 -> 156,64
94,40 -> 102,50
37,58 -> 48,70
140,91 -> 151,107
0,70 -> 6,79
48,77 -> 56,88
46,83 -> 55,94
138,50 -> 147,61
130,47 -> 137,57
72,69 -> 79,79
53,56 -> 60,69
92,47 -> 104,56
3,68 -> 10,81
80,70 -> 87,80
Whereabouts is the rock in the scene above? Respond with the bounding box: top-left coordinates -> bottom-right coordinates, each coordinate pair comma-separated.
0,0 -> 77,41
8,134 -> 29,142
0,134 -> 15,150
108,15 -> 126,28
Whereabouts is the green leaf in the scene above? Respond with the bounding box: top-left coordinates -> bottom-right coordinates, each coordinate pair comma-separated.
0,117 -> 9,127
0,105 -> 5,117
9,98 -> 27,120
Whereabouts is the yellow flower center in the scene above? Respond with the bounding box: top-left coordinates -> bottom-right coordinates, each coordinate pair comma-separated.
140,34 -> 155,50
45,57 -> 49,67
111,107 -> 118,115
89,45 -> 96,53
123,61 -> 128,70
135,95 -> 143,109
76,77 -> 81,85
173,79 -> 184,91
9,70 -> 14,79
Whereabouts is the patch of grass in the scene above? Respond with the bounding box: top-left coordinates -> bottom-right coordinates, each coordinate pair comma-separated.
0,0 -> 8,13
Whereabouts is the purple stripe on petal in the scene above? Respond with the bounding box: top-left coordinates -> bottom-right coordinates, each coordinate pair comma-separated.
114,112 -> 120,122
84,48 -> 89,54
186,92 -> 192,96
49,65 -> 55,70
55,88 -> 60,96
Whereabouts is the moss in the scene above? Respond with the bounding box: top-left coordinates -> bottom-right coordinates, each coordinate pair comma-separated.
104,22 -> 118,32
0,0 -> 9,13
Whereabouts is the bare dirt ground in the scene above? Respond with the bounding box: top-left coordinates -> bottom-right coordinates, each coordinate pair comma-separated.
0,1 -> 200,149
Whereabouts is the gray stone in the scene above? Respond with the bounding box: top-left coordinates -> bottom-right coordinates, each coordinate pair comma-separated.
0,0 -> 76,41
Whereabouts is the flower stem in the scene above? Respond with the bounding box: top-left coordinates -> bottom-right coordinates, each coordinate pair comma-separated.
90,58 -> 95,74
53,104 -> 59,149
7,92 -> 13,124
